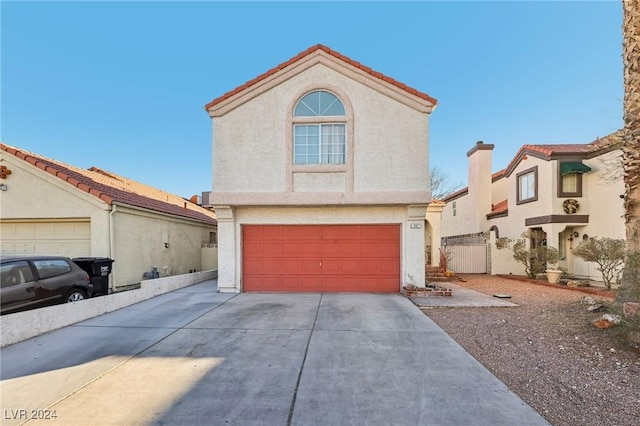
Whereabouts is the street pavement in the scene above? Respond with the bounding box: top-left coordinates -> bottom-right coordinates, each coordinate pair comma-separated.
0,280 -> 548,426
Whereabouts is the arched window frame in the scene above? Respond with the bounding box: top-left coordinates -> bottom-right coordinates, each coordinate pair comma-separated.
291,90 -> 348,166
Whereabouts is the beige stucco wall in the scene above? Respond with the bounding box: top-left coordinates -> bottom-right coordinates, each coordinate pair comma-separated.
215,205 -> 426,293
440,193 -> 474,237
491,176 -> 507,203
425,203 -> 445,267
111,205 -> 217,289
211,61 -> 430,204
568,150 -> 625,279
202,246 -> 218,271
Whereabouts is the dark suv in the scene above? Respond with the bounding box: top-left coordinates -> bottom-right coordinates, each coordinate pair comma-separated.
1,255 -> 93,315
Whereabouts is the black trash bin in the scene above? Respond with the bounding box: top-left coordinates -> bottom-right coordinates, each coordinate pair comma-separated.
71,257 -> 114,297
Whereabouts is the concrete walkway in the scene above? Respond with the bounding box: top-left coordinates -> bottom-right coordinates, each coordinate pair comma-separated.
410,282 -> 519,308
0,280 -> 548,426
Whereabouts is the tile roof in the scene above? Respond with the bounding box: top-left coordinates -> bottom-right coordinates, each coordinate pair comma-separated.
504,130 -> 623,177
518,143 -> 593,157
492,169 -> 506,181
204,44 -> 437,111
587,129 -> 624,151
442,187 -> 469,203
0,143 -> 217,225
490,199 -> 508,214
486,199 -> 508,219
516,130 -> 623,158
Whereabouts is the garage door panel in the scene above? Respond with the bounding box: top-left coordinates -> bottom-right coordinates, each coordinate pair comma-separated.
262,260 -> 283,274
301,242 -> 322,257
358,226 -> 381,238
262,242 -> 283,255
336,276 -> 358,291
321,276 -> 340,292
261,226 -> 284,239
379,259 -> 401,274
243,259 -> 264,275
338,259 -> 360,272
301,260 -> 321,273
283,243 -> 302,256
321,241 -> 341,256
281,226 -> 303,239
282,277 -> 303,291
243,226 -> 266,239
338,242 -> 360,256
301,277 -> 322,291
317,226 -> 339,239
320,259 -> 340,273
243,243 -> 263,257
16,224 -> 38,238
377,225 -> 400,240
242,224 -> 400,293
337,226 -> 361,238
301,226 -> 322,239
379,242 -> 400,256
359,259 -> 381,271
1,221 -> 91,258
359,242 -> 379,256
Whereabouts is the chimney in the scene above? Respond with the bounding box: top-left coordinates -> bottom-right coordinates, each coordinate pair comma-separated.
466,141 -> 494,231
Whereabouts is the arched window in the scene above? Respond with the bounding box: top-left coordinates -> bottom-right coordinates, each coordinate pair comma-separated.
293,91 -> 346,165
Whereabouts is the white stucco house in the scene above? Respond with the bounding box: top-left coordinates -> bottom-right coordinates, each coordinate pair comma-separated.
203,44 -> 437,293
0,143 -> 218,291
439,131 -> 625,282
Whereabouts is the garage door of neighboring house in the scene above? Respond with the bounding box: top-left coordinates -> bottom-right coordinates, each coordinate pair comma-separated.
447,245 -> 488,274
0,221 -> 91,258
242,224 -> 400,292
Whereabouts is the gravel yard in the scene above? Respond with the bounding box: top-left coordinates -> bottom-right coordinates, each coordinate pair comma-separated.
421,275 -> 640,426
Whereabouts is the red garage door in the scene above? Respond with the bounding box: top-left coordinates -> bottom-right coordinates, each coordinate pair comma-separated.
243,224 -> 400,292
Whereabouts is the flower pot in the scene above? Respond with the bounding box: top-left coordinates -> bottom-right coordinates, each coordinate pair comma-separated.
546,269 -> 563,284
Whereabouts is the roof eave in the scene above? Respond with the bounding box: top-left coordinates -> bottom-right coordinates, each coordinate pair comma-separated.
204,44 -> 437,116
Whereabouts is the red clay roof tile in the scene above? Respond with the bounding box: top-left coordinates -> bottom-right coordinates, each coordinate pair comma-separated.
0,143 -> 216,225
204,44 -> 437,110
491,199 -> 508,213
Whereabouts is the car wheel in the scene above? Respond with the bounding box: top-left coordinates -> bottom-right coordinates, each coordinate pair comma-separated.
66,290 -> 86,303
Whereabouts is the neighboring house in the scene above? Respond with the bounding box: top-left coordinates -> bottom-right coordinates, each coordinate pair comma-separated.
203,44 -> 437,293
0,143 -> 218,291
439,132 -> 625,282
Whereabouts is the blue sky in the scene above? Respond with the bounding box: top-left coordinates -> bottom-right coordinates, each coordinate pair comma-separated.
1,1 -> 623,198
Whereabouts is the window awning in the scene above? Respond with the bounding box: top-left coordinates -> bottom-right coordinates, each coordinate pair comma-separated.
560,162 -> 591,175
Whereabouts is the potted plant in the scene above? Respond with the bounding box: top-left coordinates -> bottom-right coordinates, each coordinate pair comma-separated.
546,257 -> 563,284
546,267 -> 563,284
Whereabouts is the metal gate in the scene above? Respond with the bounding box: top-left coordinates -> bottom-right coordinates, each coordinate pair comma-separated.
447,244 -> 488,274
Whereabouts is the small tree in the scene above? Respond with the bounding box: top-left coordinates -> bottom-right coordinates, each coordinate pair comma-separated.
496,234 -> 559,279
430,167 -> 463,200
572,237 -> 625,290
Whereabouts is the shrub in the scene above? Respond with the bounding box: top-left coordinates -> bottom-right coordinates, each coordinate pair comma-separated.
572,237 -> 625,290
496,233 -> 559,279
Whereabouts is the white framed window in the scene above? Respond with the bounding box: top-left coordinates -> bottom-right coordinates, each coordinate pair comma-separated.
516,166 -> 538,204
452,201 -> 457,216
293,91 -> 346,165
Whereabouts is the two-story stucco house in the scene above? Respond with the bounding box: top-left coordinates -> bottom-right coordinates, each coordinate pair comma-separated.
204,45 -> 437,293
440,131 -> 625,282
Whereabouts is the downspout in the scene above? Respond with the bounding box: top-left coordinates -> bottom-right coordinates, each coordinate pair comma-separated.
109,203 -> 117,292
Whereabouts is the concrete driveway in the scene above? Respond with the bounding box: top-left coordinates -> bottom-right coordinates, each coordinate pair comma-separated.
0,280 -> 548,426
